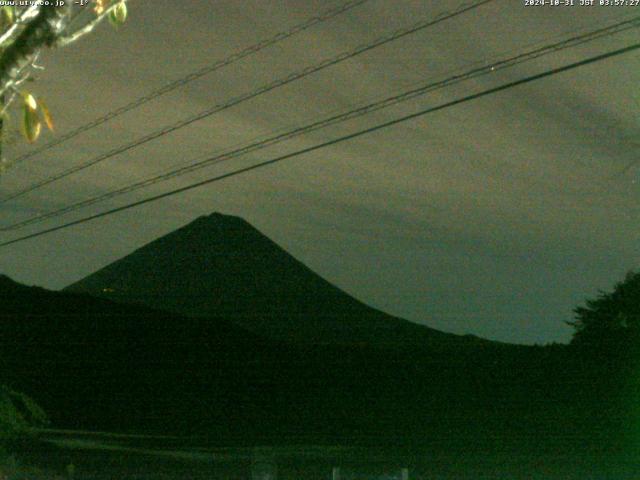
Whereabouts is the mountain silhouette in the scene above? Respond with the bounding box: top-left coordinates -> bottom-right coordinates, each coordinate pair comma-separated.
0,274 -> 272,434
65,212 -> 483,347
0,274 -> 536,440
1,275 -> 630,462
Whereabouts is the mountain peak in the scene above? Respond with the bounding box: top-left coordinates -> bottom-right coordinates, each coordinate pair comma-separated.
197,211 -> 245,224
168,212 -> 259,241
65,213 -> 480,347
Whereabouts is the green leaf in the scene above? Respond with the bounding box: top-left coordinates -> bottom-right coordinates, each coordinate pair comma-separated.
109,2 -> 127,27
22,92 -> 37,111
21,98 -> 41,143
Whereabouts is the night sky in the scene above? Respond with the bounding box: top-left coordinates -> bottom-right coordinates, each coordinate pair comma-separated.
0,0 -> 638,344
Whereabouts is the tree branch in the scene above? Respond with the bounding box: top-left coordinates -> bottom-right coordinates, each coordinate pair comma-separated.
56,1 -> 128,48
0,5 -> 71,97
0,5 -> 41,48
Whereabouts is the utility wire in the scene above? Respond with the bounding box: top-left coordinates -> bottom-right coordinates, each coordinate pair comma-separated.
1,41 -> 637,248
4,0 -> 372,167
0,0 -> 494,204
2,15 -> 638,231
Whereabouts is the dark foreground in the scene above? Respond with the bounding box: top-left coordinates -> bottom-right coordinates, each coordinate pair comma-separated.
1,274 -> 638,478
5,429 -> 638,480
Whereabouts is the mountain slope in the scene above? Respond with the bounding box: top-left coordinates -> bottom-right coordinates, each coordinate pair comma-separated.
0,274 -> 276,434
3,273 -> 630,459
65,212 -> 482,347
4,274 -> 435,437
1,274 -> 591,445
0,276 -> 503,436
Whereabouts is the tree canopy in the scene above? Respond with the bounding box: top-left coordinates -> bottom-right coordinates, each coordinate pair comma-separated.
569,270 -> 640,354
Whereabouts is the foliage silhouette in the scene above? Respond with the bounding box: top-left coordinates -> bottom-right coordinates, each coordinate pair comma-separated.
569,270 -> 640,357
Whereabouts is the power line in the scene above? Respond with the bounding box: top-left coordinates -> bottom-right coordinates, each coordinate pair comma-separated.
0,0 -> 494,204
4,0 -> 372,167
1,41 -> 637,248
3,15 -> 638,232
